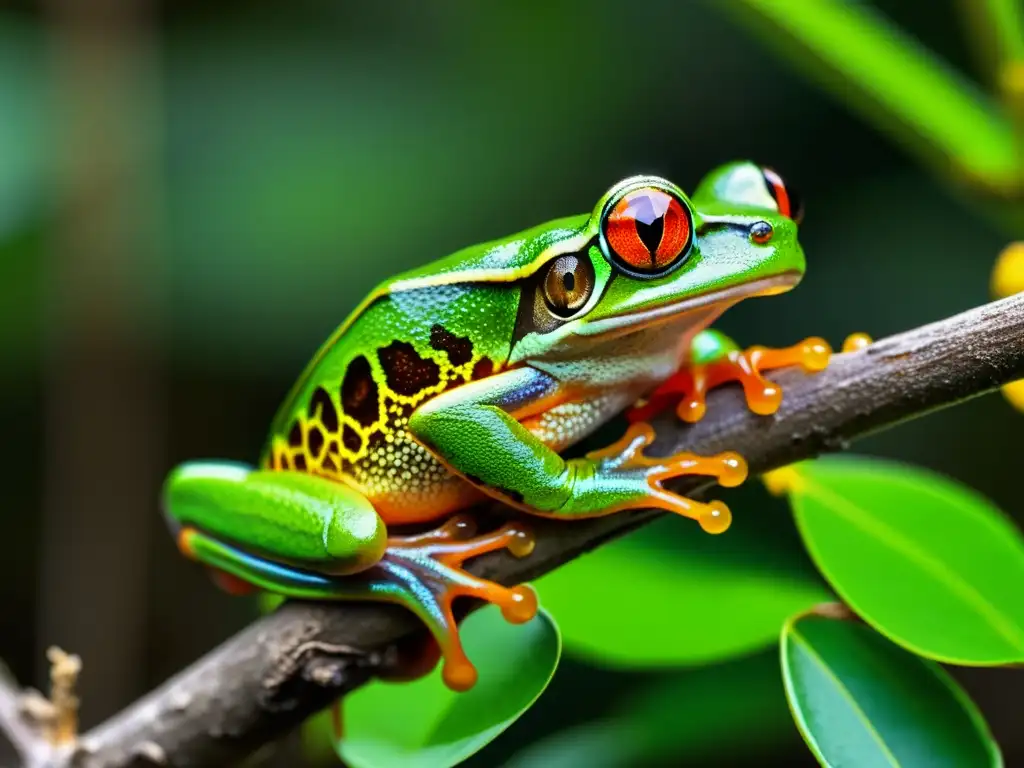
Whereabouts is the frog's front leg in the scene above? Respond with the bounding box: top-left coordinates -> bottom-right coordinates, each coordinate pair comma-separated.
627,329 -> 836,424
164,463 -> 537,691
409,368 -> 747,535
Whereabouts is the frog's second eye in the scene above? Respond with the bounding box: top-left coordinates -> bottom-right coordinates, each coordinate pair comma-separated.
762,167 -> 804,224
602,186 -> 693,278
542,253 -> 595,317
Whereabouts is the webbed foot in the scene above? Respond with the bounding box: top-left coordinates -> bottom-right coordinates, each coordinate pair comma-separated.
176,515 -> 537,692
377,515 -> 537,690
628,334 -> 837,424
587,422 -> 747,533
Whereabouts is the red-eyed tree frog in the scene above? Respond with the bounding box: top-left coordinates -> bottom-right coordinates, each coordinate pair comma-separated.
163,162 -> 835,691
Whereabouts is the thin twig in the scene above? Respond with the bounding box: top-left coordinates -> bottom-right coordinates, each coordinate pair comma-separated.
2,293 -> 1023,768
0,663 -> 41,765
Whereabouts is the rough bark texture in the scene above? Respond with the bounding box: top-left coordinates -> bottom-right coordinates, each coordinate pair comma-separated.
2,293 -> 1023,767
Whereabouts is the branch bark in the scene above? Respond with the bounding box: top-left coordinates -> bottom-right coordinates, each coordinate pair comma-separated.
4,294 -> 1024,767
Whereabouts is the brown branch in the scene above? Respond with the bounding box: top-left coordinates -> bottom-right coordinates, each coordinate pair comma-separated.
3,294 -> 1024,767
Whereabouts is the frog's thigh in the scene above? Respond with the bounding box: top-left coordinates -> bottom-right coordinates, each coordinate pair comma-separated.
408,367 -> 572,510
163,462 -> 386,574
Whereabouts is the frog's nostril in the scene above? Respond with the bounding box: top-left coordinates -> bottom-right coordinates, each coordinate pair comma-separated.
750,221 -> 773,244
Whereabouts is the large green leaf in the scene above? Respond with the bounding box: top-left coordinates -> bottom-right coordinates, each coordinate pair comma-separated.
506,650 -> 799,767
720,0 -> 1017,189
338,606 -> 560,768
535,501 -> 831,667
781,456 -> 1024,665
782,613 -> 1001,767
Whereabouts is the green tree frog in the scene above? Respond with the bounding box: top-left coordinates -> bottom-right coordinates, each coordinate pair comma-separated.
164,161 -> 834,691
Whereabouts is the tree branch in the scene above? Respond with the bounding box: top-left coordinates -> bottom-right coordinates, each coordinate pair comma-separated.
0,664 -> 51,767
4,294 -> 1024,767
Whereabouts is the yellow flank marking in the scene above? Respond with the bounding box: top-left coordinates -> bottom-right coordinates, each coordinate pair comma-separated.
797,475 -> 1024,653
271,224 -> 587,428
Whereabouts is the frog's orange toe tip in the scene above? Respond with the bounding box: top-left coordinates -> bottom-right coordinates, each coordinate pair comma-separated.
801,339 -> 832,371
442,660 -> 478,692
677,399 -> 705,423
628,421 -> 657,442
502,585 -> 538,624
749,389 -> 782,416
507,527 -> 536,558
718,453 -> 748,488
698,501 -> 732,534
841,333 -> 872,353
443,514 -> 478,538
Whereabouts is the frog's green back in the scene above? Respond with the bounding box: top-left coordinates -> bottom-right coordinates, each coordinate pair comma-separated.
393,214 -> 587,284
260,213 -> 589,521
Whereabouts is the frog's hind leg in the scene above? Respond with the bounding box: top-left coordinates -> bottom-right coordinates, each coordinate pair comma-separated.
628,329 -> 833,424
176,514 -> 538,692
373,515 -> 538,690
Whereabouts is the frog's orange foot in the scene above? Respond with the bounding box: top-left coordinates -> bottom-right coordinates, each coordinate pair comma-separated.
628,336 -> 833,425
841,332 -> 872,353
379,515 -> 538,691
588,422 -> 747,534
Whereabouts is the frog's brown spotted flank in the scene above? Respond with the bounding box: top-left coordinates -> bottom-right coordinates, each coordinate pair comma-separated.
268,321 -> 498,523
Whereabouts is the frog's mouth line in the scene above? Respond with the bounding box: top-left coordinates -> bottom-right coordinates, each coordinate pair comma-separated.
578,272 -> 802,339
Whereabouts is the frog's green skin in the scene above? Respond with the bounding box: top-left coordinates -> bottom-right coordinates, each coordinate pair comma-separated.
164,161 -> 812,691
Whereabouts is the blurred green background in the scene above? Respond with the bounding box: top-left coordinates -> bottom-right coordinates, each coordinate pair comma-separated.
0,1 -> 1021,765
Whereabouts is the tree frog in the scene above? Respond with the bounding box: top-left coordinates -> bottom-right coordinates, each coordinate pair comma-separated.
164,161 -> 832,691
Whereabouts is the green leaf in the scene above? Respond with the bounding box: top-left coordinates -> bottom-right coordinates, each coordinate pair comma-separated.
506,651 -> 798,768
957,0 -> 1024,88
781,456 -> 1024,665
0,13 -> 50,240
782,613 -> 1002,767
720,0 -> 1018,189
535,506 -> 831,668
338,606 -> 560,768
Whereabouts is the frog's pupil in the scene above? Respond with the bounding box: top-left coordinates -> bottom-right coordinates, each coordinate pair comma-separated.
604,185 -> 691,276
563,272 -> 575,292
634,213 -> 664,264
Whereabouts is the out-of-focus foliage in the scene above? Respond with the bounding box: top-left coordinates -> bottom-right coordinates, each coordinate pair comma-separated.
725,0 -> 1017,191
776,456 -> 1024,666
0,16 -> 48,237
991,243 -> 1024,410
991,243 -> 1024,299
163,3 -> 728,370
3,1 -> 1024,767
337,607 -> 559,768
505,650 -> 799,768
782,614 -> 1001,767
535,510 -> 830,667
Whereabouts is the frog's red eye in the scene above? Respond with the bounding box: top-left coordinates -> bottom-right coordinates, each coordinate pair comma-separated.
602,186 -> 693,277
762,167 -> 804,224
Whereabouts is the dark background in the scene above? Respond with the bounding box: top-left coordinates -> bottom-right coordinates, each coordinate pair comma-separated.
0,1 -> 1020,765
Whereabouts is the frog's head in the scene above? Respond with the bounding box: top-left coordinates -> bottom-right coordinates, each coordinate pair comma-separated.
508,161 -> 806,363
